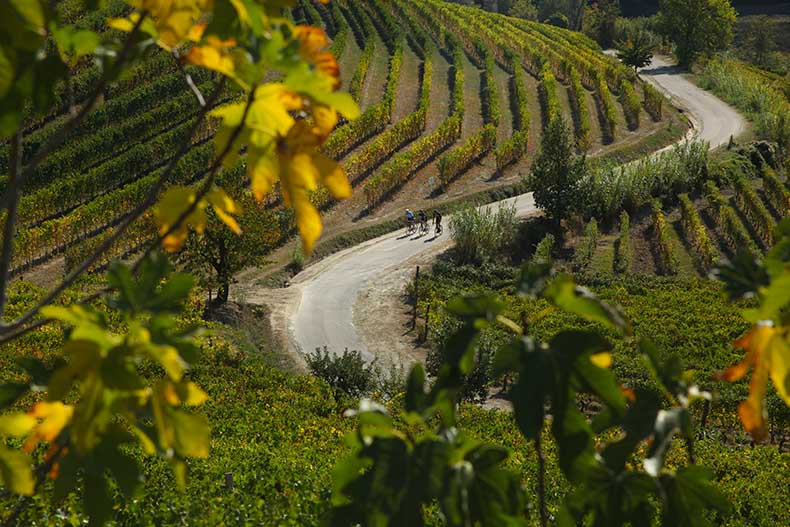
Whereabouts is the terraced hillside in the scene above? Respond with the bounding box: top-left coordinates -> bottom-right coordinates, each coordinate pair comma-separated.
7,0 -> 687,283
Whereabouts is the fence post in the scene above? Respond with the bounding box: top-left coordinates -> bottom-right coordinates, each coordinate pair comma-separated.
224,472 -> 234,490
412,266 -> 420,329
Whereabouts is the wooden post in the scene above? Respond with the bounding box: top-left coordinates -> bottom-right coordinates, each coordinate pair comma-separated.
412,266 -> 420,329
224,472 -> 234,490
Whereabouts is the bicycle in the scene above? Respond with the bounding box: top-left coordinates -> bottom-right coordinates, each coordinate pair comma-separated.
419,220 -> 429,235
406,219 -> 416,235
434,222 -> 443,236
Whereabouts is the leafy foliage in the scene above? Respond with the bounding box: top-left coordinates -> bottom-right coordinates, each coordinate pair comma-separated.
715,218 -> 790,441
0,254 -> 208,524
657,0 -> 737,67
529,117 -> 587,224
614,210 -> 632,274
450,202 -> 519,265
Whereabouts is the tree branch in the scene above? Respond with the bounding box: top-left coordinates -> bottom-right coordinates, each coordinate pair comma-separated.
0,12 -> 148,212
173,49 -> 207,107
0,78 -> 228,342
0,131 -> 23,320
132,85 -> 257,272
535,432 -> 549,527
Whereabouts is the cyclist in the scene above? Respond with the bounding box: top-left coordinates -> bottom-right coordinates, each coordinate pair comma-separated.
405,209 -> 415,233
433,210 -> 443,235
418,210 -> 429,234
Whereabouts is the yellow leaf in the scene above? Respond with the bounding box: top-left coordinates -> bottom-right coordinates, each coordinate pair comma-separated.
721,324 -> 778,441
23,402 -> 74,453
769,334 -> 790,406
184,36 -> 242,86
148,344 -> 187,381
154,186 -> 207,252
206,188 -> 242,234
248,146 -> 279,202
128,0 -> 209,50
314,155 -> 351,199
590,352 -> 613,369
0,445 -> 34,495
177,382 -> 209,406
0,414 -> 36,438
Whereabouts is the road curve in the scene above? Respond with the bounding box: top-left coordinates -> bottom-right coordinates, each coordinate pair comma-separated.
640,56 -> 745,149
287,55 -> 746,360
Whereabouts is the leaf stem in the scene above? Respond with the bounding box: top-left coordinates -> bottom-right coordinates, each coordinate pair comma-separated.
0,79 -> 228,344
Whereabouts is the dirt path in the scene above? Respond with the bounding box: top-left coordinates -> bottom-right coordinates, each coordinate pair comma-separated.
239,54 -> 748,366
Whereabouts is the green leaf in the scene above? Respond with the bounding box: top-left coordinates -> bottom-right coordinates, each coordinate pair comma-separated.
510,352 -> 550,439
148,344 -> 187,381
331,455 -> 372,505
661,466 -> 731,527
84,471 -> 113,527
405,364 -> 426,414
0,383 -> 28,409
544,275 -> 628,334
101,447 -> 140,499
0,445 -> 33,495
171,410 -> 210,458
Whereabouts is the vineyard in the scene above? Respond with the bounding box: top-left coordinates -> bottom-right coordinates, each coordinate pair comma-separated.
2,0 -> 689,282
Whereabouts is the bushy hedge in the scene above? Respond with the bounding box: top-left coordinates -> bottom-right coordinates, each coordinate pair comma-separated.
595,73 -> 618,143
437,125 -> 496,189
573,218 -> 598,272
614,210 -> 631,274
705,181 -> 760,258
643,82 -> 663,122
678,193 -> 718,271
620,79 -> 641,130
732,175 -> 775,247
651,200 -> 679,275
568,66 -> 591,150
539,62 -> 560,127
761,165 -> 790,215
532,233 -> 555,264
583,140 -> 709,219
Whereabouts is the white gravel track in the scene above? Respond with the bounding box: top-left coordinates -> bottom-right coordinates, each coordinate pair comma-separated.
286,55 -> 747,361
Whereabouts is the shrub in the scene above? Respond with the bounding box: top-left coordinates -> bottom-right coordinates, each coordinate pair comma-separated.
583,140 -> 709,219
761,165 -> 790,215
620,78 -> 641,130
532,233 -> 555,264
349,38 -> 375,101
573,218 -> 598,271
705,181 -> 760,258
699,56 -> 790,156
678,193 -> 718,271
643,82 -> 663,121
732,175 -> 775,246
481,51 -> 500,126
596,72 -> 617,143
539,62 -> 560,126
651,200 -> 679,275
306,347 -> 375,398
568,66 -> 591,149
614,210 -> 631,274
437,125 -> 496,188
450,202 -> 518,264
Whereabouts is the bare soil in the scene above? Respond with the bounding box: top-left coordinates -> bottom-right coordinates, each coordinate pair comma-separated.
359,37 -> 390,111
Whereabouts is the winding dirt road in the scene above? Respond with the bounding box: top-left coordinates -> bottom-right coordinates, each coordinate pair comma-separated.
274,55 -> 747,363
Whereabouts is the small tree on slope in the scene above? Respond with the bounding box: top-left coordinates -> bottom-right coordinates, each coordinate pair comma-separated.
528,116 -> 587,225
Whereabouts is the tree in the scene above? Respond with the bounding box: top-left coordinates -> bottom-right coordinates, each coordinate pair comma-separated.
529,117 -> 587,224
0,1 -> 358,523
509,0 -> 539,20
742,16 -> 775,67
181,198 -> 281,305
658,0 -> 737,67
546,12 -> 570,28
616,30 -> 655,72
584,0 -> 620,47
